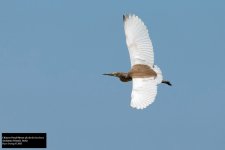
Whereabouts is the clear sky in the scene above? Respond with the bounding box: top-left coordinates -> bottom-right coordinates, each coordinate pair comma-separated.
0,0 -> 225,149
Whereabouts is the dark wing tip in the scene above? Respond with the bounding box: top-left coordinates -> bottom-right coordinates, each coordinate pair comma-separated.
123,13 -> 136,22
123,13 -> 130,22
123,14 -> 126,22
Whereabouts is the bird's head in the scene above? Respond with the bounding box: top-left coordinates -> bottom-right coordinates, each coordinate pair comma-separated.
103,72 -> 132,82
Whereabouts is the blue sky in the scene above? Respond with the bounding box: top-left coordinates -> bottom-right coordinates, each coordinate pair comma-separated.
0,0 -> 225,149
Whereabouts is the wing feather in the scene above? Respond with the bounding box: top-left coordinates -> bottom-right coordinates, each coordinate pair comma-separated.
131,78 -> 157,109
124,14 -> 154,67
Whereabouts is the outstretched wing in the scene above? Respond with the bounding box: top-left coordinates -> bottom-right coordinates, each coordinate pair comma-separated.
131,78 -> 157,109
123,14 -> 154,67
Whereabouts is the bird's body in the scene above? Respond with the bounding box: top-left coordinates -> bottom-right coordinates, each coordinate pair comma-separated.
129,64 -> 157,78
104,14 -> 171,109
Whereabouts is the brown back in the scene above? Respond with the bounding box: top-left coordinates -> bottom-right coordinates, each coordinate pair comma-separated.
128,64 -> 157,78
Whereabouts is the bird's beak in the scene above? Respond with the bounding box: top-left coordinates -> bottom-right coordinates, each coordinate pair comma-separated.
102,73 -> 115,76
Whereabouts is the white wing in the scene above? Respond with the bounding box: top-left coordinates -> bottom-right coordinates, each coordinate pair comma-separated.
124,14 -> 154,67
131,78 -> 157,109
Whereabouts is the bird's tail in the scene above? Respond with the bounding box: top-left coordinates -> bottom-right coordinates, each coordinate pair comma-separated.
153,65 -> 163,85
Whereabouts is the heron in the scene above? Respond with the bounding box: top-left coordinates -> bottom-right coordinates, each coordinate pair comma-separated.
103,14 -> 172,109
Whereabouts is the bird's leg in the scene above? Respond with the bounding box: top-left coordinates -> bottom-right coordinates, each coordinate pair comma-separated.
162,80 -> 172,86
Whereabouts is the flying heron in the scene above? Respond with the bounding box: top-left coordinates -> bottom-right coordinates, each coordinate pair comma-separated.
103,14 -> 172,109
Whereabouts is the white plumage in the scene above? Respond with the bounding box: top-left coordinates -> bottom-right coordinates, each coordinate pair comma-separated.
124,14 -> 154,67
124,14 -> 163,109
131,77 -> 157,109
